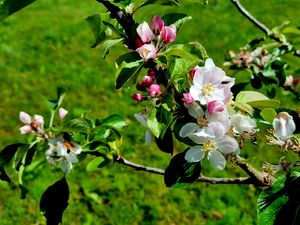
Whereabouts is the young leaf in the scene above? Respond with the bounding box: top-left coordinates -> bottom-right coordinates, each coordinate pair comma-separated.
61,118 -> 91,133
260,108 -> 277,124
258,172 -> 300,225
164,150 -> 201,188
48,87 -> 67,111
168,57 -> 198,80
86,156 -> 110,172
99,114 -> 127,132
40,177 -> 69,225
0,0 -> 36,22
85,14 -> 107,48
100,38 -> 124,58
162,13 -> 191,30
115,59 -> 143,89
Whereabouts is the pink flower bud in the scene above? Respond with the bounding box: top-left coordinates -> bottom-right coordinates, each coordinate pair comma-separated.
151,16 -> 164,35
132,93 -> 144,102
33,115 -> 44,126
148,70 -> 156,78
20,125 -> 33,134
143,76 -> 153,87
19,111 -> 31,124
182,93 -> 194,105
149,84 -> 161,97
136,21 -> 153,43
59,108 -> 68,120
189,65 -> 200,78
136,44 -> 157,61
162,25 -> 176,44
136,81 -> 146,91
207,100 -> 225,115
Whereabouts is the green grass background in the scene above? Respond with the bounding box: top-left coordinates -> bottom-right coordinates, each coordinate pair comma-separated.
0,0 -> 300,224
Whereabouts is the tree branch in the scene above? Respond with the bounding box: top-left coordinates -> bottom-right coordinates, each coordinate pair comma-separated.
230,0 -> 270,35
115,156 -> 257,185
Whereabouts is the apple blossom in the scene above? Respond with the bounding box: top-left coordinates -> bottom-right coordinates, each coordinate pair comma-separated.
162,24 -> 176,43
151,16 -> 164,35
231,112 -> 257,134
136,21 -> 153,43
19,111 -> 44,135
190,58 -> 235,105
149,84 -> 161,97
273,112 -> 295,141
46,138 -> 82,173
136,44 -> 157,61
207,100 -> 225,115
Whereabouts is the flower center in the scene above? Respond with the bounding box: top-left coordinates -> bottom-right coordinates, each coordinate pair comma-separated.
197,116 -> 208,127
202,82 -> 214,96
203,140 -> 215,151
64,142 -> 75,150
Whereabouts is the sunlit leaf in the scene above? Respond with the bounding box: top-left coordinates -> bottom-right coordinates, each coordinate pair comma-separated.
260,108 -> 277,124
0,0 -> 36,21
100,38 -> 124,58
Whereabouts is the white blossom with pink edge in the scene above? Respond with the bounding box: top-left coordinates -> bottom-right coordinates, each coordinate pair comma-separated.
162,24 -> 176,44
151,16 -> 164,35
136,44 -> 157,61
231,112 -> 257,134
184,122 -> 239,170
273,112 -> 296,141
136,21 -> 153,43
190,58 -> 235,105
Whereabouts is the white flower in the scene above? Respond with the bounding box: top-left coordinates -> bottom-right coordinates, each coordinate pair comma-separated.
231,112 -> 257,134
284,75 -> 294,87
190,58 -> 235,105
273,112 -> 296,141
136,21 -> 153,43
136,43 -> 157,61
184,122 -> 239,170
46,138 -> 82,173
135,111 -> 153,145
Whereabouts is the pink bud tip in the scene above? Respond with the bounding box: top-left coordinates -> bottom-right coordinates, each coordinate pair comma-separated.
162,24 -> 176,44
142,76 -> 153,87
151,16 -> 164,35
189,65 -> 200,78
132,93 -> 144,102
148,70 -> 156,78
59,108 -> 68,120
149,84 -> 161,97
207,100 -> 225,115
182,93 -> 194,105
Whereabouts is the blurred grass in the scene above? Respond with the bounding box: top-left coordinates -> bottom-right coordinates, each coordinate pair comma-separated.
0,0 -> 300,224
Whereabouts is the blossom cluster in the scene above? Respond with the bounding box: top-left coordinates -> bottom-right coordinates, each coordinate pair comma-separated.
19,108 -> 82,173
180,58 -> 258,170
135,16 -> 176,61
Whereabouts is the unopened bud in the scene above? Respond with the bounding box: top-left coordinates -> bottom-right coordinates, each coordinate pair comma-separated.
149,84 -> 161,97
132,93 -> 144,102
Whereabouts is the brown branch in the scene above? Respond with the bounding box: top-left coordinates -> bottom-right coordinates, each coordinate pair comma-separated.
115,156 -> 258,185
231,0 -> 270,35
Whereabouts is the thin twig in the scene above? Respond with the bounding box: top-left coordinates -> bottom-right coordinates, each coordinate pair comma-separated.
115,156 -> 256,185
231,0 -> 270,35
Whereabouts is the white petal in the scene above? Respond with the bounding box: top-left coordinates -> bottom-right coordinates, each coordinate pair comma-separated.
186,102 -> 204,118
61,159 -> 72,173
59,108 -> 68,120
71,143 -> 82,155
135,113 -> 148,127
185,146 -> 205,162
145,129 -> 152,145
66,154 -> 78,163
204,58 -> 215,69
57,143 -> 68,157
20,125 -> 32,134
179,123 -> 199,137
273,112 -> 296,140
188,134 -> 207,144
19,111 -> 31,124
215,135 -> 239,154
33,115 -> 44,125
207,150 -> 226,170
189,85 -> 201,101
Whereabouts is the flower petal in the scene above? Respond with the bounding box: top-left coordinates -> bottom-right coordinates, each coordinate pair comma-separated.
66,154 -> 78,164
20,125 -> 32,134
179,123 -> 199,137
215,135 -> 239,154
185,146 -> 205,162
33,115 -> 44,126
186,102 -> 204,118
207,150 -> 226,170
61,159 -> 72,173
145,129 -> 152,145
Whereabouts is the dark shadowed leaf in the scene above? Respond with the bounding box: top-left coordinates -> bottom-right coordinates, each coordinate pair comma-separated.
258,172 -> 300,225
40,177 -> 69,225
19,184 -> 29,199
162,13 -> 191,30
155,127 -> 173,154
164,150 -> 201,188
47,87 -> 67,111
62,118 -> 91,134
0,0 -> 36,21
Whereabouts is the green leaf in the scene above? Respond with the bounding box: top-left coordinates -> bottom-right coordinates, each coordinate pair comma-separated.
155,128 -> 173,155
164,150 -> 201,188
47,87 -> 67,111
138,0 -> 179,9
100,38 -> 124,58
282,26 -> 300,36
260,108 -> 277,124
147,106 -> 173,138
258,172 -> 300,225
168,57 -> 198,80
62,118 -> 91,133
236,91 -> 269,103
40,177 -> 69,225
0,0 -> 36,22
248,100 -> 280,110
99,114 -> 127,132
112,0 -> 132,8
85,14 -> 107,48
102,21 -> 125,37
162,13 -> 191,30
115,51 -> 141,67
115,59 -> 143,89
164,44 -> 201,62
86,156 -> 110,172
